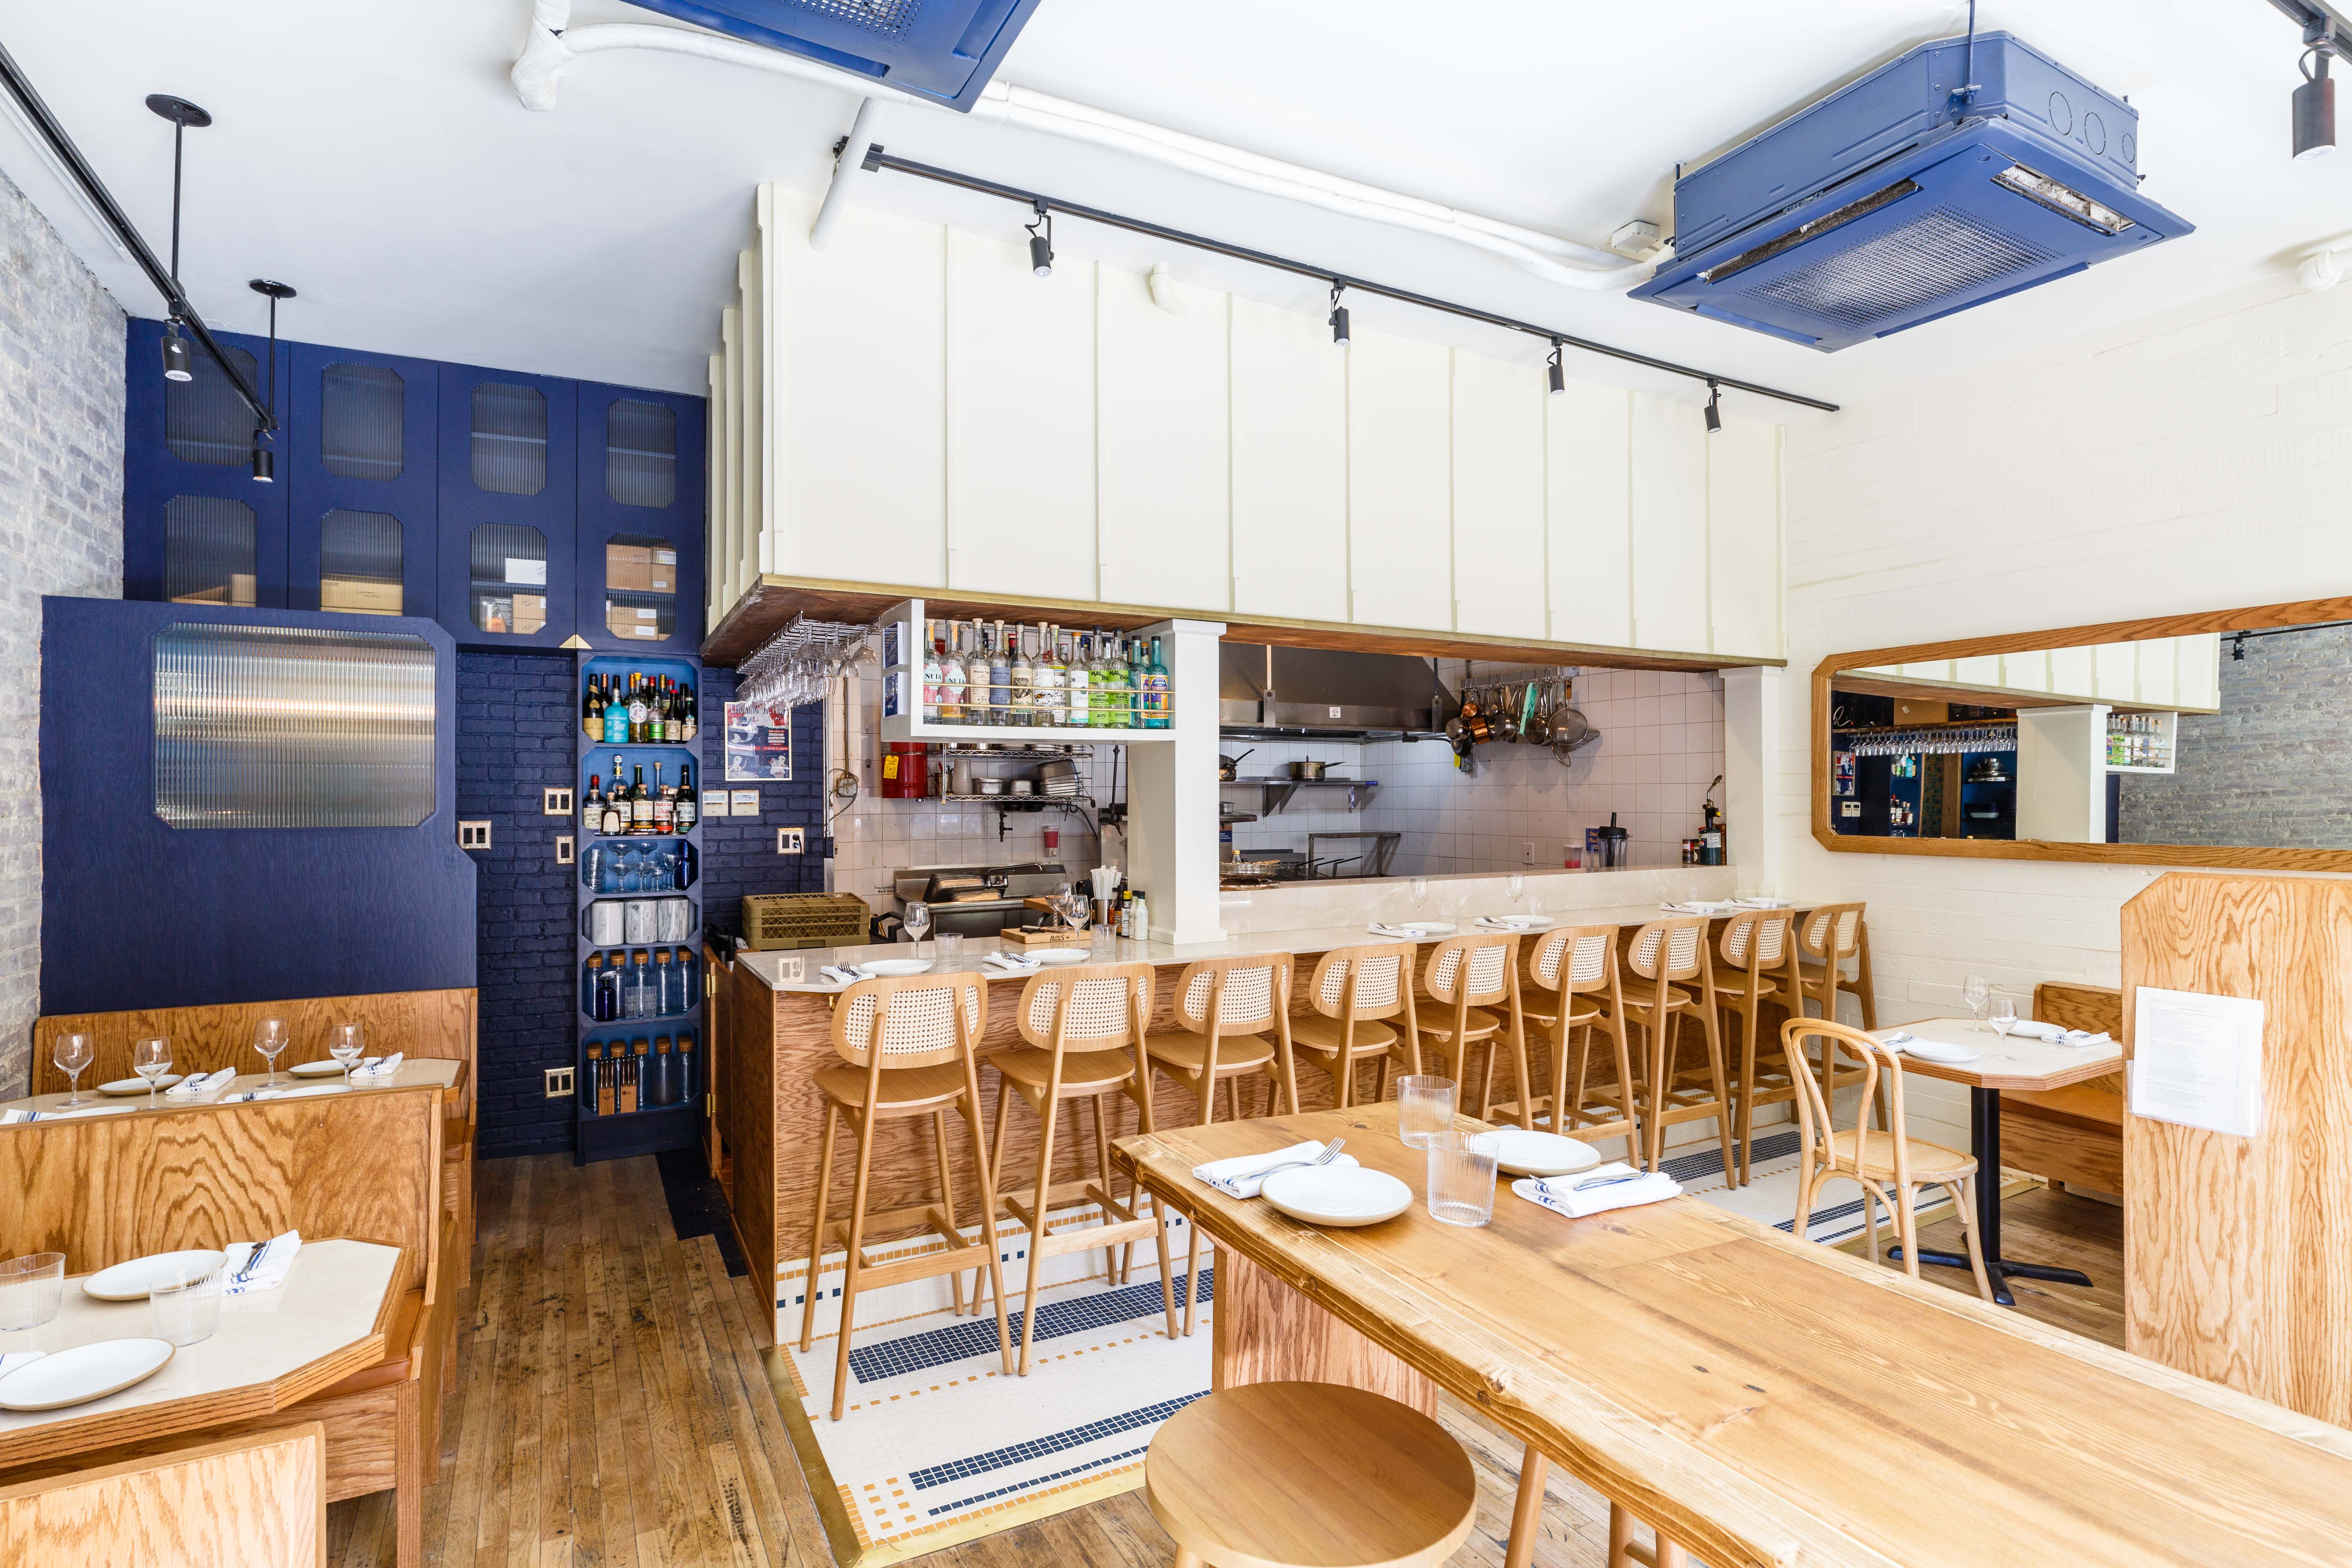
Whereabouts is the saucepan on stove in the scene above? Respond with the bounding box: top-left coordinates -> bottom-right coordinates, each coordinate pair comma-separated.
1286,759 -> 1341,780
1217,748 -> 1254,782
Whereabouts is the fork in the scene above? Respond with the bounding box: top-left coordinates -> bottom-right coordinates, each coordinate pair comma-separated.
232,1237 -> 274,1287
1570,1171 -> 1648,1193
1253,1138 -> 1347,1182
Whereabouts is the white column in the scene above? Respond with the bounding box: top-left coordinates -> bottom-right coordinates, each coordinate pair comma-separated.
1722,665 -> 1781,895
2018,704 -> 2109,842
1125,618 -> 1228,944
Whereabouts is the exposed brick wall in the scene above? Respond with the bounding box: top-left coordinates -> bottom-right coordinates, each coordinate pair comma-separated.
2118,624 -> 2352,848
0,171 -> 125,1098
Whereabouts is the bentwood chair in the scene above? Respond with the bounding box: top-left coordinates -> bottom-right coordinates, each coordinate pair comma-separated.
798,972 -> 1013,1419
973,962 -> 1176,1372
1144,953 -> 1302,1334
1413,932 -> 1530,1126
1614,916 -> 1735,1181
1787,1017 -> 1995,1303
1711,908 -> 1796,1185
1488,924 -> 1640,1164
1794,902 -> 1878,1029
1289,942 -> 1420,1109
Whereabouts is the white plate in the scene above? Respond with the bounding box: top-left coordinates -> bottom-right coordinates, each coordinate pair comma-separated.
862,958 -> 935,978
0,1338 -> 174,1412
1373,922 -> 1455,938
83,1250 -> 227,1303
1896,1036 -> 1980,1065
1477,917 -> 1556,932
1031,949 -> 1090,965
288,1059 -> 346,1077
97,1076 -> 181,1096
1485,1128 -> 1599,1178
1260,1165 -> 1413,1228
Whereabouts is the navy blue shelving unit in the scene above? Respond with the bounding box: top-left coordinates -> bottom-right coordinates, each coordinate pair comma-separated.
575,650 -> 706,1164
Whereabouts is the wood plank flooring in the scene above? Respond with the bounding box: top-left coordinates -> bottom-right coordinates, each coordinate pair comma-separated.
327,1155 -> 2120,1566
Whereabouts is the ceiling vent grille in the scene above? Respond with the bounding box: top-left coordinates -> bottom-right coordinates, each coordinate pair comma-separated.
785,0 -> 919,37
1746,207 -> 2053,333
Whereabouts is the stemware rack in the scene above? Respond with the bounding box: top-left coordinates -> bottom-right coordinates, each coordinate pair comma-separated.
575,650 -> 705,1165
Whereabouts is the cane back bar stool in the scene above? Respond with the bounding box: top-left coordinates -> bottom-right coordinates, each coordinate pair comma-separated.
1614,916 -> 1735,1181
1289,942 -> 1420,1109
1787,1018 -> 1995,1303
1793,901 -> 1877,1029
1710,908 -> 1796,1186
1413,931 -> 1531,1127
975,962 -> 1176,1372
1143,952 -> 1302,1335
1487,924 -> 1641,1164
798,972 -> 1013,1420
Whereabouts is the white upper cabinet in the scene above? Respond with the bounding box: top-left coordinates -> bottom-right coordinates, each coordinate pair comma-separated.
1629,397 -> 1710,655
1231,296 -> 1348,624
1097,266 -> 1230,612
1450,350 -> 1546,641
1546,380 -> 1632,648
1346,330 -> 1453,633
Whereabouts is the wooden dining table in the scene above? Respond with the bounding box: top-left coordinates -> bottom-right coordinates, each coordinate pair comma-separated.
1114,1102 -> 2352,1568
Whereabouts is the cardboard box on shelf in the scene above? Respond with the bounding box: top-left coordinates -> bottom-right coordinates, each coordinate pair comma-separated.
321,577 -> 404,614
171,573 -> 258,608
607,544 -> 654,592
514,592 -> 546,631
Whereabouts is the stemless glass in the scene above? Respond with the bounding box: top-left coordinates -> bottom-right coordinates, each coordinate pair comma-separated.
1426,1130 -> 1501,1227
1397,1075 -> 1456,1148
1961,975 -> 1990,1022
133,1037 -> 173,1108
1989,996 -> 2018,1038
253,1018 -> 290,1087
330,1023 -> 365,1082
0,1254 -> 66,1332
936,932 -> 964,966
52,1032 -> 94,1109
902,901 -> 932,954
149,1267 -> 223,1347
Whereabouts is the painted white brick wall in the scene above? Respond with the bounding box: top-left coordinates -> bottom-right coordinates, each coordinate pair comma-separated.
1780,272 -> 2352,1151
0,170 -> 125,1096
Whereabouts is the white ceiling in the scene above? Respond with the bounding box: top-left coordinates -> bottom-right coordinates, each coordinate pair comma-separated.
2,0 -> 2345,421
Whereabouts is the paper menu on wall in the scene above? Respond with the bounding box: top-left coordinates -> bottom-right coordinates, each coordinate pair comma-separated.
2130,986 -> 2265,1137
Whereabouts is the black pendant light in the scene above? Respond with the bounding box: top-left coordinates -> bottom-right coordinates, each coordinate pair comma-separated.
1704,378 -> 1723,434
247,279 -> 293,482
1328,281 -> 1350,347
146,93 -> 209,383
1026,202 -> 1054,278
1546,336 -> 1565,396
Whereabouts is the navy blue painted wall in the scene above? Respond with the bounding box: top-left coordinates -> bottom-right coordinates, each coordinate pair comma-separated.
462,656 -> 825,1158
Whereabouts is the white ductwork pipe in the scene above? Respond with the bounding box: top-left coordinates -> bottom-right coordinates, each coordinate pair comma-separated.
808,96 -> 883,249
510,0 -> 1661,290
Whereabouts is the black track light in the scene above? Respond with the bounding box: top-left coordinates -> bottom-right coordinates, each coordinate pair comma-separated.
1546,337 -> 1565,396
1329,281 -> 1350,347
249,278 -> 294,483
1704,379 -> 1723,434
2296,50 -> 2336,159
1026,203 -> 1054,277
160,321 -> 192,382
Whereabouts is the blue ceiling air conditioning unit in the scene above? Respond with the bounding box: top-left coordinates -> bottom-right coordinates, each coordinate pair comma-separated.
1629,31 -> 2192,351
621,0 -> 1045,112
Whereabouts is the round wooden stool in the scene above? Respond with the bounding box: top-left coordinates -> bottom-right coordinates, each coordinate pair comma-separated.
1145,1381 -> 1477,1568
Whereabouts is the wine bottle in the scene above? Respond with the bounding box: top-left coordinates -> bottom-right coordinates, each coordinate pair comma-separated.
988,621 -> 1012,726
1009,623 -> 1034,728
604,677 -> 629,744
1031,622 -> 1062,728
664,679 -> 683,743
624,675 -> 647,743
653,762 -> 674,833
922,619 -> 942,722
630,765 -> 653,832
583,675 -> 602,737
674,763 -> 700,834
678,679 -> 697,744
940,623 -> 967,724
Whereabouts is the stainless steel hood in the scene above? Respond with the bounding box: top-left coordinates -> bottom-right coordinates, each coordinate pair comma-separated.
1219,644 -> 1454,740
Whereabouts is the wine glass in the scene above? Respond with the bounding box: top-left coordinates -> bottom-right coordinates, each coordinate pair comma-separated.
902,901 -> 932,955
133,1037 -> 173,1108
1989,996 -> 2018,1038
1961,975 -> 1990,1022
1058,891 -> 1091,933
253,1018 -> 290,1087
1409,877 -> 1429,922
330,1023 -> 365,1083
1507,872 -> 1526,915
52,1032 -> 93,1109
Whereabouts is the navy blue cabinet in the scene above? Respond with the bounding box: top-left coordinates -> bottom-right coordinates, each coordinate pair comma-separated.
574,383 -> 706,655
288,343 -> 440,619
123,318 -> 292,608
436,365 -> 578,650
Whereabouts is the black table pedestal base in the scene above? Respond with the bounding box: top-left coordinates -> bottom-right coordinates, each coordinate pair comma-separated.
1884,1245 -> 2093,1308
1879,1085 -> 2097,1310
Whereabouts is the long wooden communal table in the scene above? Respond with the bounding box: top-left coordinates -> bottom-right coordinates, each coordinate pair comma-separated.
1114,1102 -> 2352,1568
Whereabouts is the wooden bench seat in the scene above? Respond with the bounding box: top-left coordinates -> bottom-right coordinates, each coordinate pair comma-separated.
2001,981 -> 2125,1197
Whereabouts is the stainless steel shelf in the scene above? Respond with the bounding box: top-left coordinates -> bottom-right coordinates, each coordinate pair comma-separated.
1220,778 -> 1382,814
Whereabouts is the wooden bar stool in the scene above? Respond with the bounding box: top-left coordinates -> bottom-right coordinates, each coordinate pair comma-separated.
1787,1018 -> 1995,1302
1143,953 -> 1301,1334
1794,901 -> 1877,1029
1413,931 -> 1530,1126
1146,1381 -> 1477,1568
974,962 -> 1176,1373
1711,908 -> 1795,1186
1488,925 -> 1641,1164
1289,942 -> 1419,1109
797,972 -> 1013,1420
1613,916 -> 1734,1181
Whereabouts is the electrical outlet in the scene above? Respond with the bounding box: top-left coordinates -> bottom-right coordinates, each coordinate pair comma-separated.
778,826 -> 805,855
556,835 -> 575,865
545,1066 -> 574,1098
458,820 -> 492,850
1521,840 -> 1535,865
543,786 -> 573,815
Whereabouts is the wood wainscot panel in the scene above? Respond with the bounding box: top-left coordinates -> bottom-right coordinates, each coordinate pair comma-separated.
0,1425 -> 327,1568
1212,1249 -> 1435,1416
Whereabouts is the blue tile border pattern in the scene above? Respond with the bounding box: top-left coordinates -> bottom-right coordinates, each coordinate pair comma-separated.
846,1267 -> 1213,1385
909,1392 -> 1209,1495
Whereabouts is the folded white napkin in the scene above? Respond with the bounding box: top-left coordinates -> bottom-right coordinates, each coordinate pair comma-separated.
349,1052 -> 405,1081
820,965 -> 870,985
222,1230 -> 301,1296
2004,1020 -> 2065,1042
2,1103 -> 139,1124
165,1068 -> 238,1099
1192,1140 -> 1359,1199
1475,915 -> 1543,930
1369,922 -> 1442,939
982,951 -> 1040,973
1880,1031 -> 1979,1065
0,1350 -> 47,1376
1515,1162 -> 1682,1219
1661,901 -> 1738,915
1730,897 -> 1792,909
2056,1029 -> 2113,1049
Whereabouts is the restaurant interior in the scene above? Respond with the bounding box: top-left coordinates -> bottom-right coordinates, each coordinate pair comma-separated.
2,2 -> 2351,1564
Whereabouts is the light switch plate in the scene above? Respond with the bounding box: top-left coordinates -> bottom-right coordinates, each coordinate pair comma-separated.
557,835 -> 575,865
702,793 -> 730,818
458,820 -> 492,850
545,1066 -> 575,1098
778,826 -> 805,854
732,789 -> 761,816
543,786 -> 573,815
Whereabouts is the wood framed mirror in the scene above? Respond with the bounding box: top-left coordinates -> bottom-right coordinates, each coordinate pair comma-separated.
1813,594 -> 2352,871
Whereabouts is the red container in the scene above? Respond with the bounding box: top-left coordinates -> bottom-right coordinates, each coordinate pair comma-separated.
880,742 -> 931,799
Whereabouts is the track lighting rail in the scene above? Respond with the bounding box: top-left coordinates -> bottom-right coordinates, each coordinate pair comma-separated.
853,144 -> 1839,414
0,38 -> 276,430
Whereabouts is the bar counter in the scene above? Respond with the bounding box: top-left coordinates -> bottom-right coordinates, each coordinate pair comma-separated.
719,867 -> 1746,1317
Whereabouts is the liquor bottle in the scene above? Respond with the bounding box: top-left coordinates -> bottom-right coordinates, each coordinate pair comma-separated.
988,620 -> 1012,726
674,763 -> 699,834
1008,623 -> 1034,728
602,756 -> 627,835
1102,635 -> 1129,729
621,674 -> 644,743
653,762 -> 674,833
1060,628 -> 1087,726
940,622 -> 967,724
678,679 -> 697,744
1142,635 -> 1170,729
604,677 -> 629,744
1088,630 -> 1111,728
583,675 -> 601,737
922,619 -> 943,722
1032,623 -> 1063,728
630,765 -> 653,832
651,679 -> 670,743
582,774 -> 602,837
